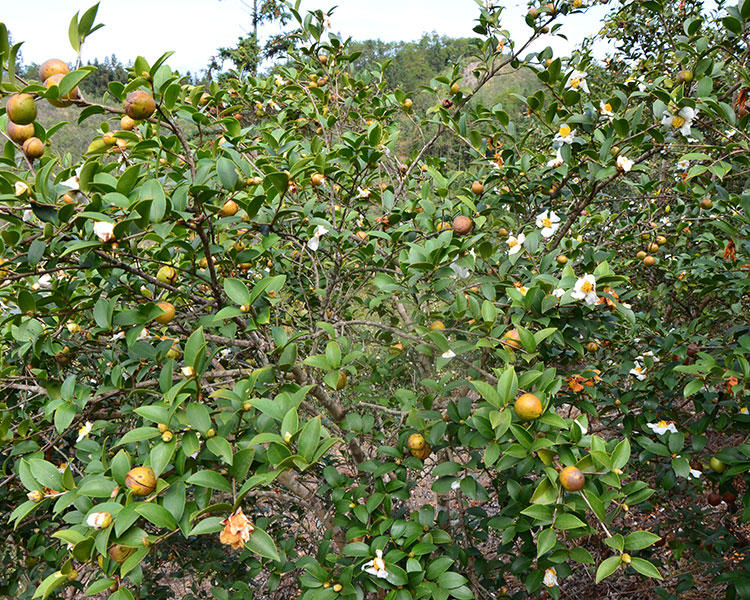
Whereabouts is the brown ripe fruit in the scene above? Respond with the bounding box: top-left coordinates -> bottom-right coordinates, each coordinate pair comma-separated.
560,466 -> 585,491
413,444 -> 431,461
44,73 -> 79,107
707,492 -> 722,506
503,329 -> 521,349
39,59 -> 70,82
22,137 -> 45,159
311,173 -> 325,187
556,255 -> 568,265
700,198 -> 713,209
125,466 -> 156,496
471,181 -> 484,195
7,120 -> 35,144
643,255 -> 656,267
154,301 -> 175,324
108,544 -> 136,563
407,433 -> 426,453
722,491 -> 736,504
219,200 -> 239,217
453,216 -> 473,235
514,393 -> 543,421
6,93 -> 37,125
120,115 -> 137,131
124,90 -> 156,120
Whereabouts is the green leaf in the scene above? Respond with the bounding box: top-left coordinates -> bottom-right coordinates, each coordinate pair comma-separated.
624,531 -> 661,551
536,528 -> 556,557
186,470 -> 232,492
595,555 -> 621,584
135,503 -> 177,529
28,459 -> 64,491
224,278 -> 251,305
246,527 -> 280,561
297,417 -> 321,462
629,557 -> 663,579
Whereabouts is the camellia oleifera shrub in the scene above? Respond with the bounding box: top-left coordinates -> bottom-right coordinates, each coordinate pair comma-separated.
1,0 -> 748,598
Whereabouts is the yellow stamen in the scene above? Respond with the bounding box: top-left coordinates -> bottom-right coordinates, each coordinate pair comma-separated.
581,281 -> 593,293
559,124 -> 571,137
672,115 -> 686,129
543,218 -> 552,227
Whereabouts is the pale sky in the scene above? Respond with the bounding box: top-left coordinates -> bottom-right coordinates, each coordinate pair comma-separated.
4,0 -> 611,75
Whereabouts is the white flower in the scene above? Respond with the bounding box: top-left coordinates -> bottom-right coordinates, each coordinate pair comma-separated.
268,101 -> 281,112
307,225 -> 329,251
599,101 -> 614,117
616,155 -> 634,172
630,363 -> 647,380
553,123 -> 576,147
274,76 -> 286,87
571,273 -> 598,305
689,468 -> 702,479
451,480 -> 461,491
646,420 -> 678,435
552,288 -> 565,298
661,106 -> 697,137
76,421 -> 93,442
565,70 -> 589,93
676,160 -> 690,171
23,209 -> 37,223
450,261 -> 470,279
362,549 -> 388,579
441,350 -> 456,359
506,233 -> 525,256
14,181 -> 30,196
543,567 -> 558,588
357,187 -> 371,199
93,221 -> 115,243
547,148 -> 564,168
86,512 -> 112,529
33,274 -> 53,290
536,210 -> 560,238
112,331 -> 125,341
137,328 -> 150,341
60,167 -> 82,190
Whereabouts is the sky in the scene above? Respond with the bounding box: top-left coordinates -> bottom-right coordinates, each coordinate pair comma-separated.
3,0 -> 612,75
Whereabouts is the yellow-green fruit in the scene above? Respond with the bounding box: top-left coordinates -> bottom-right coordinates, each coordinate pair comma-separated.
677,70 -> 693,84
656,235 -> 667,246
560,466 -> 585,491
7,120 -> 35,144
6,93 -> 37,125
161,430 -> 173,442
22,137 -> 44,159
503,329 -> 521,349
700,198 -> 713,209
407,433 -> 426,452
556,254 -> 568,265
44,73 -> 79,107
156,265 -> 177,285
219,200 -> 238,217
336,370 -> 347,390
206,428 -> 216,438
154,301 -> 175,324
157,423 -> 168,433
413,444 -> 431,461
120,115 -> 136,130
471,181 -> 484,195
514,393 -> 543,421
429,320 -> 445,331
636,250 -> 647,260
124,90 -> 156,120
451,82 -> 461,95
125,466 -> 156,496
39,59 -> 69,82
108,544 -> 136,563
709,456 -> 726,473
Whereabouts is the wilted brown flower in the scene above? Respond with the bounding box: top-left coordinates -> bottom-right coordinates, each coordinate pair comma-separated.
219,508 -> 254,550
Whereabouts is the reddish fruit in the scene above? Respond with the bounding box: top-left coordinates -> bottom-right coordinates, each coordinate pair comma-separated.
471,181 -> 484,195
7,120 -> 35,144
124,90 -> 156,120
707,492 -> 722,506
154,301 -> 175,324
125,467 -> 156,496
452,216 -> 473,235
39,59 -> 69,82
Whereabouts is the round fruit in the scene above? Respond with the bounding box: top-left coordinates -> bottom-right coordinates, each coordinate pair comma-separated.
643,255 -> 656,267
560,466 -> 585,491
6,93 -> 37,125
677,70 -> 694,84
311,173 -> 325,187
429,320 -> 445,331
709,456 -> 726,473
471,181 -> 484,195
124,90 -> 156,120
722,491 -> 736,504
707,492 -> 722,506
44,73 -> 79,107
155,301 -> 175,324
219,200 -> 238,217
452,216 -> 473,235
503,329 -> 521,349
156,265 -> 178,285
403,98 -> 413,109
450,82 -> 461,95
413,444 -> 431,461
648,243 -> 659,253
108,544 -> 136,563
7,120 -> 35,144
700,198 -> 713,209
22,137 -> 44,159
586,341 -> 598,352
514,393 -> 543,421
656,235 -> 667,245
120,115 -> 136,131
407,433 -> 426,452
125,466 -> 156,496
39,59 -> 70,82
161,430 -> 173,442
556,254 -> 568,265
